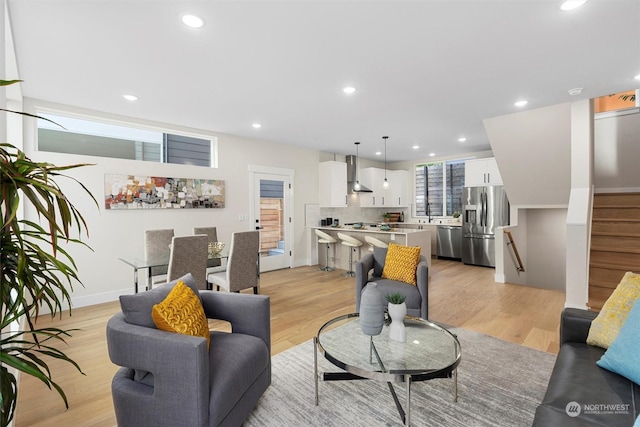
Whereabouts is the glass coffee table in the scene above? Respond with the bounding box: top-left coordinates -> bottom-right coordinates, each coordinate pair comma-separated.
314,313 -> 461,426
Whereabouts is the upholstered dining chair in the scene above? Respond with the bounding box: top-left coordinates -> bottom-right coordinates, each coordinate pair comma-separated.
144,229 -> 174,288
167,234 -> 209,290
193,226 -> 223,271
208,231 -> 260,294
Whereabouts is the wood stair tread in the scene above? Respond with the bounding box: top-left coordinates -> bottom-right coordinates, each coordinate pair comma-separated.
590,262 -> 640,271
590,246 -> 640,254
591,232 -> 640,237
591,218 -> 640,223
590,195 -> 640,306
593,205 -> 640,208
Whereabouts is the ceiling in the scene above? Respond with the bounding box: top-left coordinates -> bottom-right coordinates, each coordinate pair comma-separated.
6,0 -> 640,162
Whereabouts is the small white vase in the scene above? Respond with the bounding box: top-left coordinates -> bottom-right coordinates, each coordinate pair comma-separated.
388,302 -> 407,342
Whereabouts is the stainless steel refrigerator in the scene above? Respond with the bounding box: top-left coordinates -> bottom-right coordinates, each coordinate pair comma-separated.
462,186 -> 509,267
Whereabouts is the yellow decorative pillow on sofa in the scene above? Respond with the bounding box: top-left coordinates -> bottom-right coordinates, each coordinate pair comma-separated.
587,271 -> 640,349
382,243 -> 421,286
152,280 -> 210,349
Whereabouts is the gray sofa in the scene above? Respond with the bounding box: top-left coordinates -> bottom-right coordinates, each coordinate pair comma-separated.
355,247 -> 429,319
533,308 -> 640,426
106,274 -> 271,427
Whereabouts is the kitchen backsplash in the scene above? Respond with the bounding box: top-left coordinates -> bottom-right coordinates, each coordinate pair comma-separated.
319,206 -> 407,225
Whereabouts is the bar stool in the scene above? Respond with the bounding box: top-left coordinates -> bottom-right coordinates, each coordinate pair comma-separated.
337,232 -> 363,277
364,235 -> 389,252
315,229 -> 337,271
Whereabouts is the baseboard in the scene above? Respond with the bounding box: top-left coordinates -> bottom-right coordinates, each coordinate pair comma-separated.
37,288 -> 129,315
594,187 -> 640,194
72,288 -> 129,308
495,273 -> 506,283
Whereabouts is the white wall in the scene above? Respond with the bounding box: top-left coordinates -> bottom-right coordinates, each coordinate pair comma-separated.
22,99 -> 321,308
487,101 -> 587,297
525,208 -> 567,290
498,207 -> 567,291
594,109 -> 640,192
565,100 -> 593,309
484,103 -> 572,207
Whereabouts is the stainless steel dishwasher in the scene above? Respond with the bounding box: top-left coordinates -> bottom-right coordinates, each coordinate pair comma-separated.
437,225 -> 462,260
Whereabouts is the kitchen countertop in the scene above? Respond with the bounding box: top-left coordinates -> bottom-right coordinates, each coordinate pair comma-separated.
386,222 -> 461,227
312,226 -> 430,234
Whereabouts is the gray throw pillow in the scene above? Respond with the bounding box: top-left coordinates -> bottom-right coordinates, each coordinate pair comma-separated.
119,273 -> 199,328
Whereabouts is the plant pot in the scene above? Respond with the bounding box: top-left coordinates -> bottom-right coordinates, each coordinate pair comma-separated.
360,283 -> 384,336
388,302 -> 407,342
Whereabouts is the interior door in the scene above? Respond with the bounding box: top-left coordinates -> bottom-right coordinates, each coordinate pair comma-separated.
252,172 -> 291,272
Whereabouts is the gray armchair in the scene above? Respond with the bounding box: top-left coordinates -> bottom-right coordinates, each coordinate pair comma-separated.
107,274 -> 271,427
355,247 -> 429,319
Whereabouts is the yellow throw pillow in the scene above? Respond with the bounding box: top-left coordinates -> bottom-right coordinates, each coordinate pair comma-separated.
381,243 -> 421,286
152,280 -> 210,349
587,271 -> 640,349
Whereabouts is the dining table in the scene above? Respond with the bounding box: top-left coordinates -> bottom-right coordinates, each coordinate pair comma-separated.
119,247 -> 229,293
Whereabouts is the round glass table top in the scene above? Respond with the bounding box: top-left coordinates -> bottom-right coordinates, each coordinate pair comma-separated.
316,313 -> 461,382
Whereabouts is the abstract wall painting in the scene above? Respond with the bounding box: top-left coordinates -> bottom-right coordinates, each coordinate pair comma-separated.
104,174 -> 225,210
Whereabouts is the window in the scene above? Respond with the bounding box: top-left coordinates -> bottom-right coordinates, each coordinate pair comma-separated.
594,89 -> 638,114
36,112 -> 217,167
415,159 -> 466,218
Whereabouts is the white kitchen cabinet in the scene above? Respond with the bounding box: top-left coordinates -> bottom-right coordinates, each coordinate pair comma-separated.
387,169 -> 409,207
465,158 -> 503,187
359,167 -> 389,207
358,167 -> 410,207
319,161 -> 348,207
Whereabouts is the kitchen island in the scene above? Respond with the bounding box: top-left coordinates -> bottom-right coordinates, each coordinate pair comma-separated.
309,226 -> 431,272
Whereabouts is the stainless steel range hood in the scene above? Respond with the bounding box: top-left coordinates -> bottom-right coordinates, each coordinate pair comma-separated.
346,155 -> 373,193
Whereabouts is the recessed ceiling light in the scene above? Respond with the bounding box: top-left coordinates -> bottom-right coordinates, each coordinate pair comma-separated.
560,0 -> 588,11
343,86 -> 356,94
375,151 -> 382,156
568,87 -> 583,96
458,137 -> 467,142
181,14 -> 204,28
252,123 -> 262,129
634,74 -> 640,80
412,145 -> 420,150
429,152 -> 436,157
122,94 -> 138,102
514,100 -> 528,107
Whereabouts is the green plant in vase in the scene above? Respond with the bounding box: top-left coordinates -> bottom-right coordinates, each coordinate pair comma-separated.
385,292 -> 406,305
385,292 -> 407,342
1,79 -> 97,427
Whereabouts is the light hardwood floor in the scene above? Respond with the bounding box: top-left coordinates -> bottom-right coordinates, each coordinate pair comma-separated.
15,259 -> 565,427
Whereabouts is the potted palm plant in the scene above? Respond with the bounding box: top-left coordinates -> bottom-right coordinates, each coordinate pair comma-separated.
1,79 -> 96,427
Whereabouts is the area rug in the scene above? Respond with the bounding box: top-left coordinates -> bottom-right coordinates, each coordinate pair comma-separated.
244,327 -> 555,426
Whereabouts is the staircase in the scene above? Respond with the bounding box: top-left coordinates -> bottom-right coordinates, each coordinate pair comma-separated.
268,240 -> 285,256
589,193 -> 640,311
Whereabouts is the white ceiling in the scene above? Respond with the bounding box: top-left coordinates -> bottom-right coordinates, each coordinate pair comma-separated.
6,0 -> 640,162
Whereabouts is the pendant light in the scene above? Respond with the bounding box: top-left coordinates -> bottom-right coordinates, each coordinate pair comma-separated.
382,136 -> 390,189
353,142 -> 361,191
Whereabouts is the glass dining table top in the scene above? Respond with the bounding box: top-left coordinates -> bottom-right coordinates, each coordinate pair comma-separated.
118,247 -> 229,270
